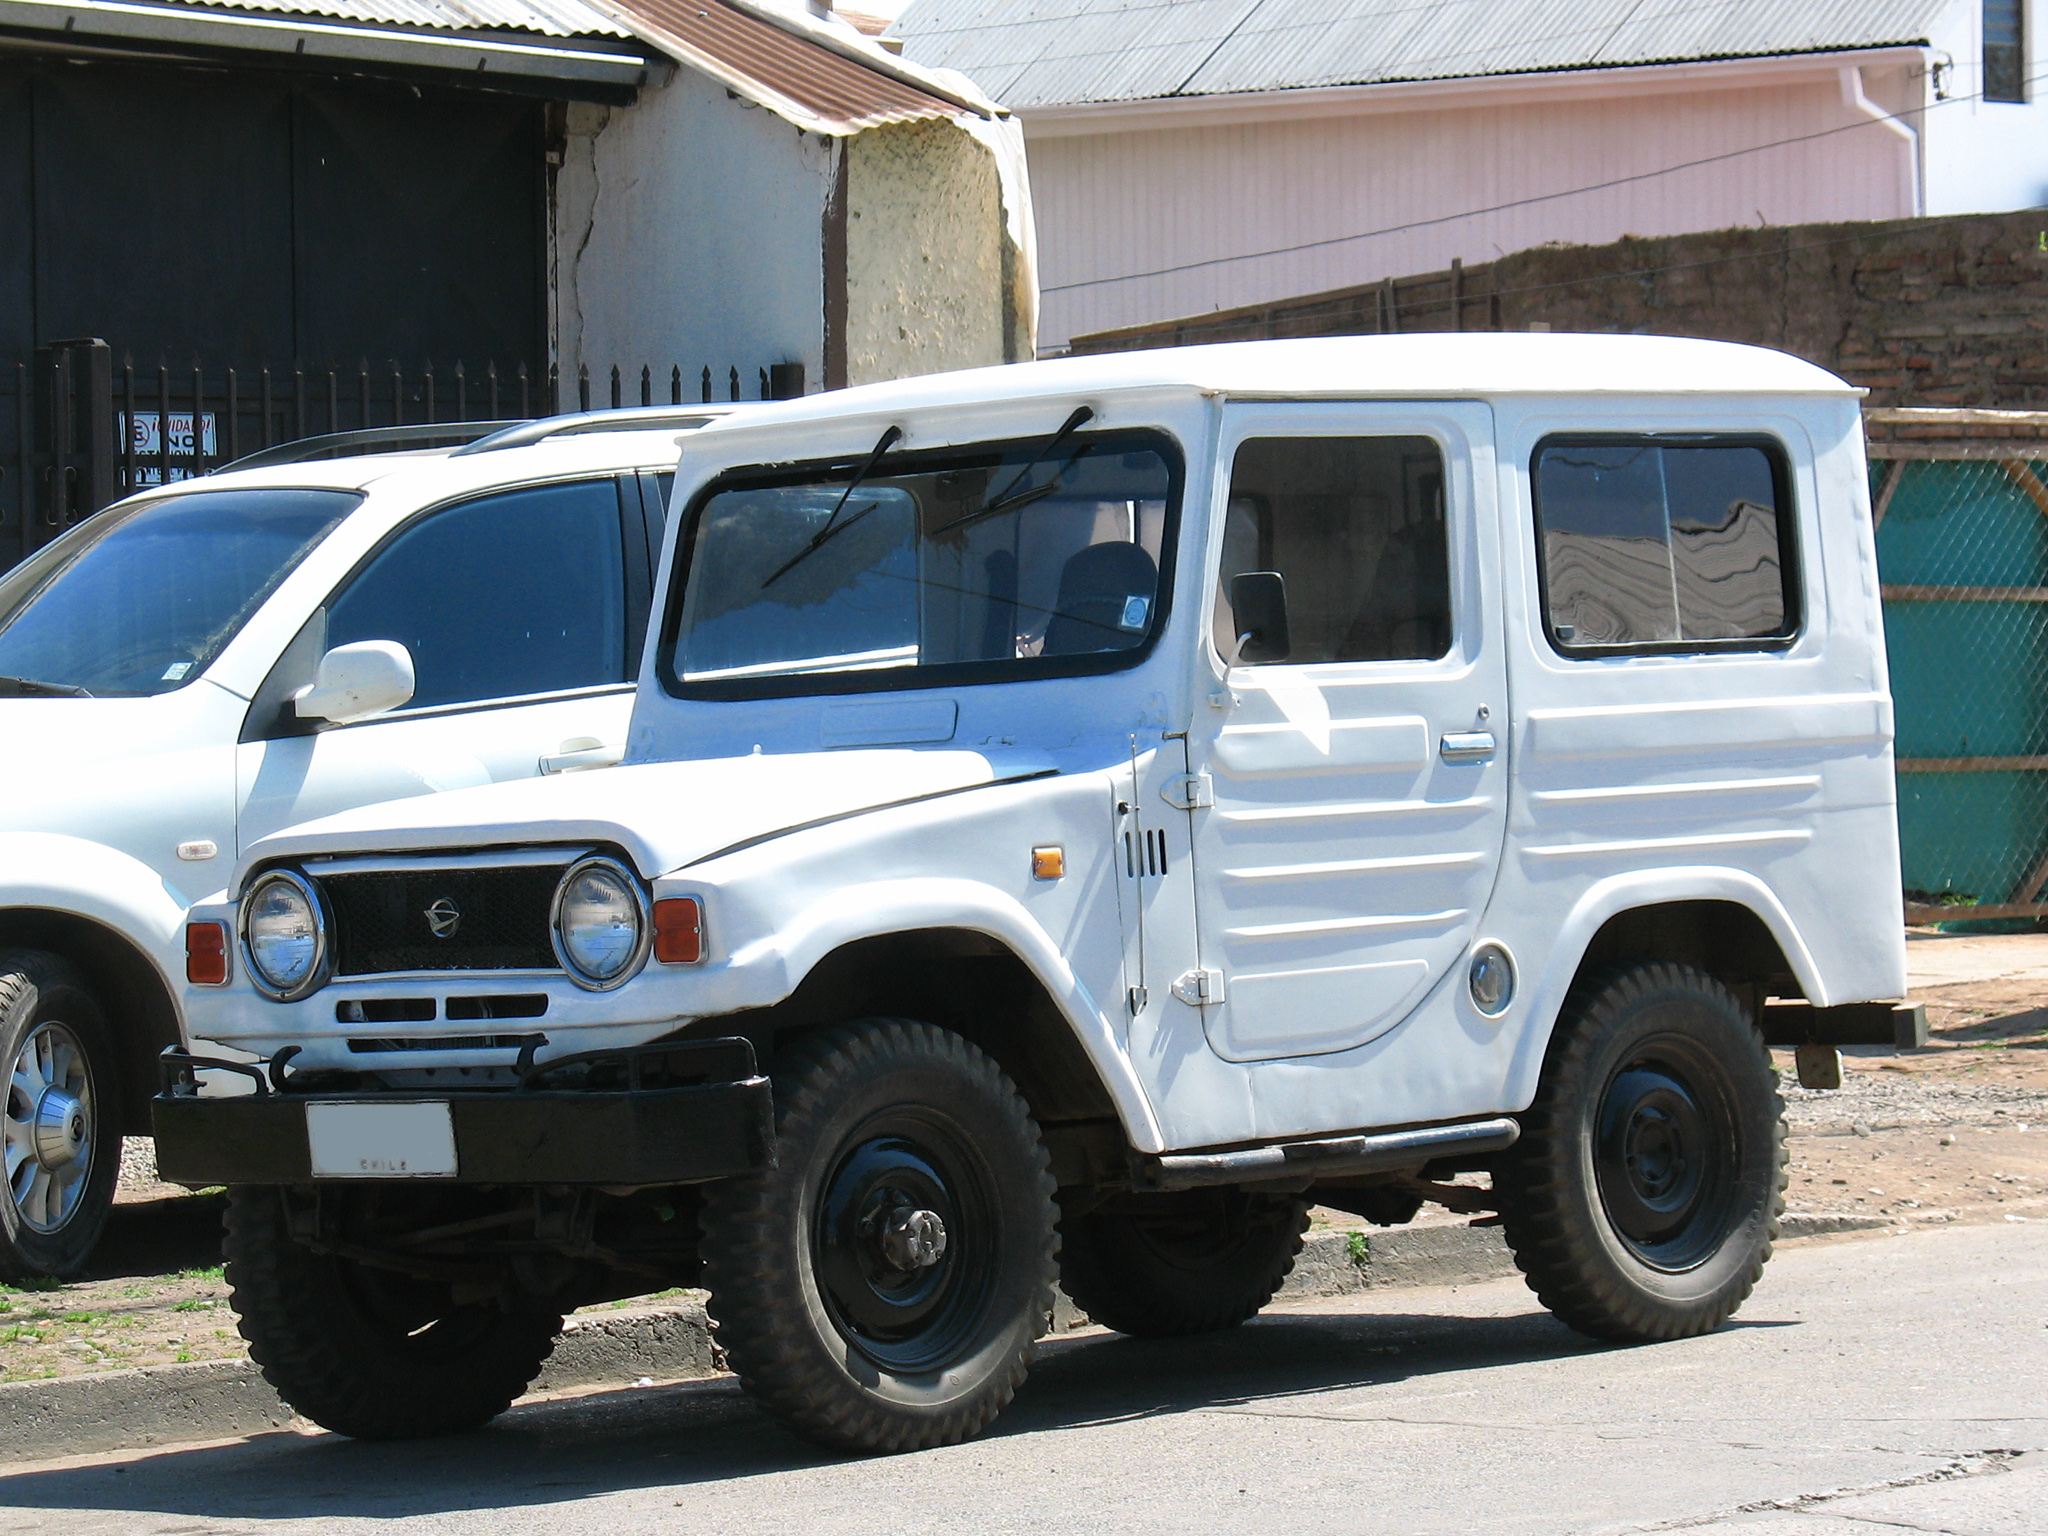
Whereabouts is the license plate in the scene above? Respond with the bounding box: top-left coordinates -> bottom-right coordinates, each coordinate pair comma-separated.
305,1101 -> 457,1179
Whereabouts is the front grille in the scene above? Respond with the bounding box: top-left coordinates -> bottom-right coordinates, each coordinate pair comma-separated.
320,865 -> 564,976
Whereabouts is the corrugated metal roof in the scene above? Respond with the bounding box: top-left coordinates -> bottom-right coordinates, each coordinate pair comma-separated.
602,0 -> 967,130
890,0 -> 1948,108
184,0 -> 632,38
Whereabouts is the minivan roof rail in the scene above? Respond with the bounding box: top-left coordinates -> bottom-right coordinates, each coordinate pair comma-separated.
451,404 -> 737,456
218,422 -> 522,473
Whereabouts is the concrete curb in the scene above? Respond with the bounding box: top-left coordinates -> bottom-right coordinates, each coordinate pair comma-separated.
0,1214 -> 1895,1465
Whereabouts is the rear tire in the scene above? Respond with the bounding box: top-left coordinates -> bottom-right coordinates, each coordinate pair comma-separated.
0,951 -> 121,1281
1058,1188 -> 1309,1338
699,1019 -> 1057,1454
223,1186 -> 561,1439
1497,962 -> 1785,1342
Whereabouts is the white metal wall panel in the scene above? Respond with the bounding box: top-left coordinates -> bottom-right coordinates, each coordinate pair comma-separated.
1031,75 -> 1915,348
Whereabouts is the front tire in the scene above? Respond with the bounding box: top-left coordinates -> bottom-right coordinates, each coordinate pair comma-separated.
223,1186 -> 561,1439
0,951 -> 121,1281
1058,1188 -> 1309,1338
700,1020 -> 1058,1454
1497,962 -> 1786,1342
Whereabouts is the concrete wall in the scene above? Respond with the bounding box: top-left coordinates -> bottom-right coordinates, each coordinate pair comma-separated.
551,69 -> 834,393
842,117 -> 1016,386
1024,56 -> 1925,352
1074,210 -> 2048,410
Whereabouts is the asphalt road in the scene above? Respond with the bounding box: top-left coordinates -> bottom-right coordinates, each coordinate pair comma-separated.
1,1223 -> 2042,1536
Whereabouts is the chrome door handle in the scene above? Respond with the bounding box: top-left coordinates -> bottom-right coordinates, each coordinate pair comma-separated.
1439,731 -> 1496,763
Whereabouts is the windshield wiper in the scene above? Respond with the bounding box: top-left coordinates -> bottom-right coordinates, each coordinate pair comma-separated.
0,675 -> 92,698
761,425 -> 903,589
931,407 -> 1096,538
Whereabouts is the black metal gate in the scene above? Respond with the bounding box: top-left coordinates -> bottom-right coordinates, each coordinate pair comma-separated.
1,343 -> 805,572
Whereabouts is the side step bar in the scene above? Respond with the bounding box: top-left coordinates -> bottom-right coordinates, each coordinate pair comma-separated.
1131,1116 -> 1521,1193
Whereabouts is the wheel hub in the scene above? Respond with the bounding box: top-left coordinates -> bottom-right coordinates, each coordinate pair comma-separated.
879,1206 -> 948,1271
1594,1052 -> 1738,1271
4,1018 -> 95,1233
31,1086 -> 85,1171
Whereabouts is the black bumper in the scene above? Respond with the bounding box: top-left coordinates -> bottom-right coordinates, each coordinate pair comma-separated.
151,1038 -> 775,1187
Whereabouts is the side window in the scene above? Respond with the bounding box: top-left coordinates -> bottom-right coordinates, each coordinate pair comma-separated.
328,479 -> 627,711
1532,437 -> 1795,653
1216,436 -> 1450,665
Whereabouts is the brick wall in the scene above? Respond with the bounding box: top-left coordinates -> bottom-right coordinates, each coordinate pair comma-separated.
1068,210 -> 2048,408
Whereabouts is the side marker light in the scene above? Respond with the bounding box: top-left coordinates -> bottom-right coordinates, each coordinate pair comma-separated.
186,921 -> 230,985
1032,846 -> 1065,881
653,898 -> 703,964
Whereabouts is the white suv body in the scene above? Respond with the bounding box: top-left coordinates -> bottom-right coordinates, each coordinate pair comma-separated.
163,336 -> 1907,1454
0,410 -> 727,1275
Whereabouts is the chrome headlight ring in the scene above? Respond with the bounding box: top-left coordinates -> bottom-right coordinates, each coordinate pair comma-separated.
239,868 -> 331,1003
549,854 -> 653,992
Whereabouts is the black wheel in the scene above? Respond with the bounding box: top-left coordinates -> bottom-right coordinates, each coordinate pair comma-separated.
699,1019 -> 1057,1454
223,1186 -> 561,1439
1058,1188 -> 1308,1338
0,951 -> 121,1281
1497,962 -> 1786,1342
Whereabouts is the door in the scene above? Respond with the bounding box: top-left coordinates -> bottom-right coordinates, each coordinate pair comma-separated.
1188,404 -> 1509,1062
236,476 -> 644,848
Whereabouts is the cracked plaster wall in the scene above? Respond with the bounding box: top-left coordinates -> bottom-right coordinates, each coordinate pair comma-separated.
552,71 -> 833,393
843,117 -> 1027,387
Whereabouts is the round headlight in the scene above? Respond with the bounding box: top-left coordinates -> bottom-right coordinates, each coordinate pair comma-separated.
550,857 -> 649,989
243,871 -> 326,999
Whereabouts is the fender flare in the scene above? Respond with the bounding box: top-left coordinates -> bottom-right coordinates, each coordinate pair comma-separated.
728,876 -> 1168,1154
1501,865 -> 1825,1111
0,831 -> 193,1020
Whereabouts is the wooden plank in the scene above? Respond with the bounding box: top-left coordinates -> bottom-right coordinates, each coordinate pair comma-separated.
1867,443 -> 2048,460
1866,407 -> 2048,427
2005,458 -> 2048,520
1872,459 -> 1905,528
1906,902 -> 2048,923
1882,583 -> 2048,601
1897,756 -> 2048,772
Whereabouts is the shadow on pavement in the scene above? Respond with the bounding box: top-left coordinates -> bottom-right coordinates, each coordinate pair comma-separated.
85,1192 -> 228,1280
0,1303 -> 1674,1520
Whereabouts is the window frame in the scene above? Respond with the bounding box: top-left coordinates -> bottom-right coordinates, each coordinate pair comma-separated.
1529,431 -> 1803,660
656,426 -> 1186,703
1985,0 -> 2027,103
240,471 -> 650,741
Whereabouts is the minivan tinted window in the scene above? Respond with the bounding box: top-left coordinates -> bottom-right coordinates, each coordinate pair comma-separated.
1532,437 -> 1796,653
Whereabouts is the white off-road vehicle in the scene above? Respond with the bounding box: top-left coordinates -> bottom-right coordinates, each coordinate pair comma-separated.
161,336 -> 1909,1455
0,406 -> 732,1277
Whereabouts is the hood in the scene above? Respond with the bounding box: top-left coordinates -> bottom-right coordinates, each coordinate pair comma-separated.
235,747 -> 1056,885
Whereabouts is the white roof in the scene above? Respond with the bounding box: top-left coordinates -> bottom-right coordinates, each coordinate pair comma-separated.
699,335 -> 1855,441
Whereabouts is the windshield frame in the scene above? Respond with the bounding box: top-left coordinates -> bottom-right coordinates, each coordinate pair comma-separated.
657,425 -> 1186,702
0,485 -> 363,698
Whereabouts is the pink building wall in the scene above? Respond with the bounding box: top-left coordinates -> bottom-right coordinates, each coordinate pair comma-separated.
1024,52 -> 1928,352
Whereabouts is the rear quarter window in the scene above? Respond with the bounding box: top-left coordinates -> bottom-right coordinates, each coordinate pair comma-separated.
1531,436 -> 1798,655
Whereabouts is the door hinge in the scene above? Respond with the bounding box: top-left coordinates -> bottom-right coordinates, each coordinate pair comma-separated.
1171,968 -> 1225,1006
1160,772 -> 1214,810
1126,985 -> 1149,1015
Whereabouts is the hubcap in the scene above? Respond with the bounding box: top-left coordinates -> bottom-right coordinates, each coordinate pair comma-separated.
1593,1049 -> 1737,1271
813,1124 -> 994,1372
4,1021 -> 95,1233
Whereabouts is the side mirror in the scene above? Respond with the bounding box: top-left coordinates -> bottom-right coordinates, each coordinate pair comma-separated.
293,641 -> 416,724
1229,571 -> 1291,665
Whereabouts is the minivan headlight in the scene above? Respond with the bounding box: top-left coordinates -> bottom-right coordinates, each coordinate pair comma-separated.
550,856 -> 650,990
242,871 -> 327,1000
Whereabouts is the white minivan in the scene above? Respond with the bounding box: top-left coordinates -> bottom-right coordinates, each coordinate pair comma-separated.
0,407 -> 729,1276
163,336 -> 1908,1456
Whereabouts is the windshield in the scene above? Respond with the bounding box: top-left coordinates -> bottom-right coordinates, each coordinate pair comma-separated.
666,428 -> 1179,696
0,489 -> 359,697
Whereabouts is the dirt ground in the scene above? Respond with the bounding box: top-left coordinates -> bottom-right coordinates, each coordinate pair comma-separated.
3,928 -> 2041,1386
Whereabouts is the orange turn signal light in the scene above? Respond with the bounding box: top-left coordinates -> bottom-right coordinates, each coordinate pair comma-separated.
1031,845 -> 1065,880
186,921 -> 229,985
653,897 -> 703,964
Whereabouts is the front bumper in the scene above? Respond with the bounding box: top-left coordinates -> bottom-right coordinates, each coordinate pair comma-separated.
151,1038 -> 775,1187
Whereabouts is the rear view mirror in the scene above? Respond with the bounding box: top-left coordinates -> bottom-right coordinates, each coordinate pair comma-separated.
1229,571 -> 1291,664
293,641 -> 416,724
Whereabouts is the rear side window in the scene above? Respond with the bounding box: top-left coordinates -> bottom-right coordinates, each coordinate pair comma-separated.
1532,436 -> 1797,653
